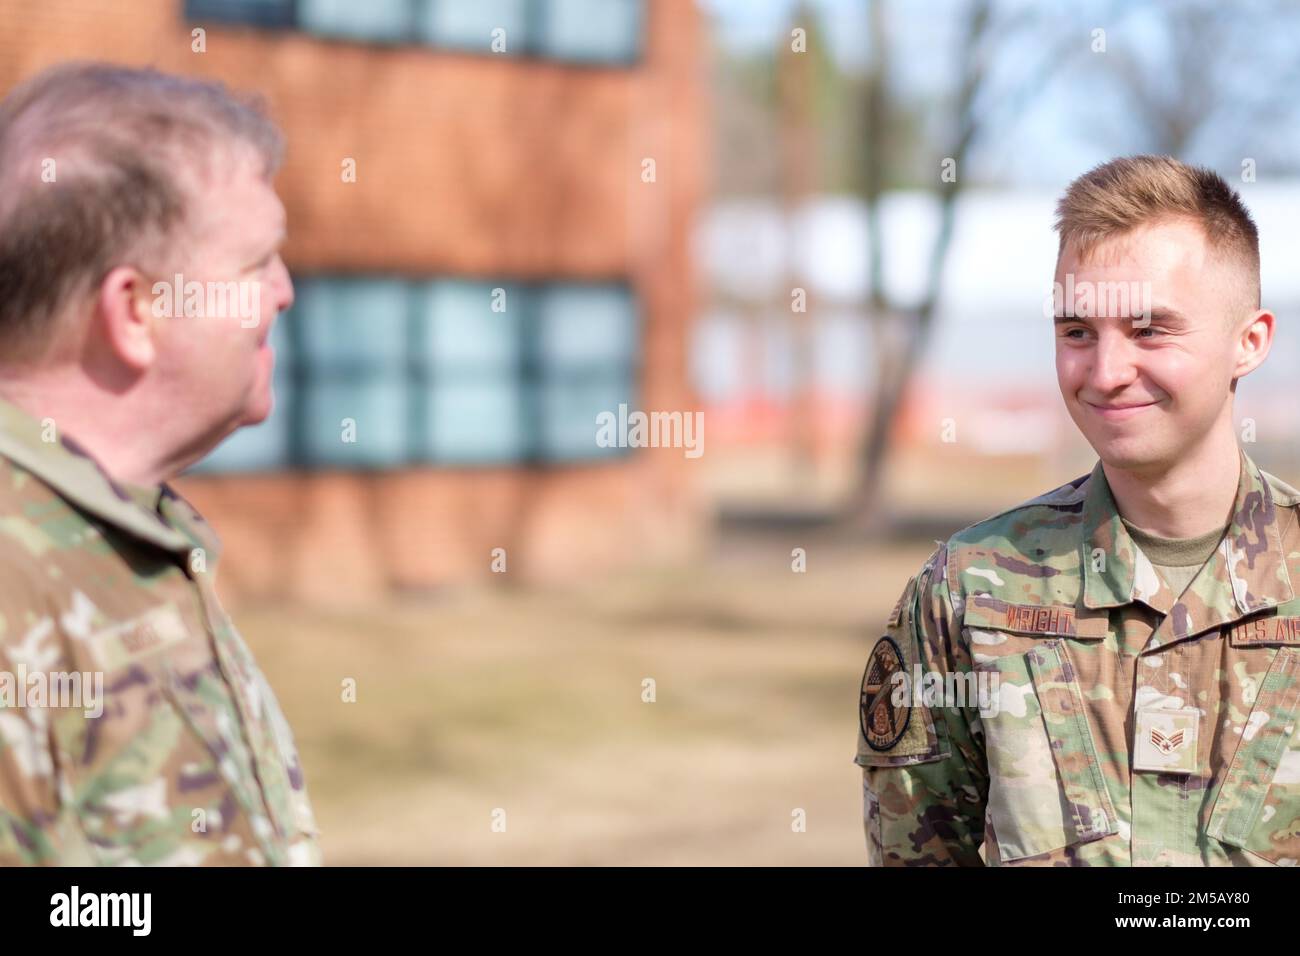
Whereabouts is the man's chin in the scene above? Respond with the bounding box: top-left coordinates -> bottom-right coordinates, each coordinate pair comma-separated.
240,386 -> 275,427
1089,434 -> 1169,474
240,345 -> 277,426
241,404 -> 273,428
1068,407 -> 1151,466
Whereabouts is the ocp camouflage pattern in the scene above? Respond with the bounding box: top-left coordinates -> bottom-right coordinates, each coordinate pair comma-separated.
857,446 -> 1300,866
0,397 -> 321,865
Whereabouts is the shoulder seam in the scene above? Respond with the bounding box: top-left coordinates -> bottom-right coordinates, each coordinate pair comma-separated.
946,473 -> 1090,543
1262,469 -> 1300,508
940,475 -> 1089,616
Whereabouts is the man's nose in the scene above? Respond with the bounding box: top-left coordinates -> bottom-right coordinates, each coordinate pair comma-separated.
270,254 -> 294,313
1088,328 -> 1138,392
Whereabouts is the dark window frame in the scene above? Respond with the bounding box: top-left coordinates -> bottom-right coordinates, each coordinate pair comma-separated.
182,0 -> 646,68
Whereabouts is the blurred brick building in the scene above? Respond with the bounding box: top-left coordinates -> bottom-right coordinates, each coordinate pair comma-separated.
0,0 -> 709,605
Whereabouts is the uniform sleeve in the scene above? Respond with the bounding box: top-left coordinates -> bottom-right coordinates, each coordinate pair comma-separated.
856,543 -> 989,866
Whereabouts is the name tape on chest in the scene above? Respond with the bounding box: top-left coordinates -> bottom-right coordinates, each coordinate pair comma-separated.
964,595 -> 1109,639
86,604 -> 190,671
1005,604 -> 1078,635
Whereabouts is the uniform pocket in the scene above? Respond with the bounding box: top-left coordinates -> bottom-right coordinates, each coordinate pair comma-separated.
978,637 -> 1118,862
1208,646 -> 1300,865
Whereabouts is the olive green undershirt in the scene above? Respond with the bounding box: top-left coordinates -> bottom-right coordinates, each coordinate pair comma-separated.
1120,516 -> 1228,600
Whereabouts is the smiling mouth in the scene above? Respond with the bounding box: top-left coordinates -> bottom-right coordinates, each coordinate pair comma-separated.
1085,400 -> 1157,418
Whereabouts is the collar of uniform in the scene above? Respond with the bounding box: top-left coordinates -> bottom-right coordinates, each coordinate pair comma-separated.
0,394 -> 193,557
1081,446 -> 1294,640
158,482 -> 223,565
120,479 -> 164,515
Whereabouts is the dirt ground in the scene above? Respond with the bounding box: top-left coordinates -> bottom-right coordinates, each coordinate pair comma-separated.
239,530 -> 940,865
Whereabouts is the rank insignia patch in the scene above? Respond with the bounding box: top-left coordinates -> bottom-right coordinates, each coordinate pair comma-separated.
1150,727 -> 1186,754
859,635 -> 911,751
1133,707 -> 1199,775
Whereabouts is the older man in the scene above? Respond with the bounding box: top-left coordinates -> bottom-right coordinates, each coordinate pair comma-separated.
0,62 -> 319,865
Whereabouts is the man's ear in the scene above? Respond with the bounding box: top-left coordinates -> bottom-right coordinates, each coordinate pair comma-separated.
95,266 -> 159,371
1233,308 -> 1274,380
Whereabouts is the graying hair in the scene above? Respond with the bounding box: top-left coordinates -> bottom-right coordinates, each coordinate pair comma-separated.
0,61 -> 285,365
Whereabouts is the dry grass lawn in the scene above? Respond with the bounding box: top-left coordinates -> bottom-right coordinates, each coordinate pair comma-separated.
240,533 -> 939,865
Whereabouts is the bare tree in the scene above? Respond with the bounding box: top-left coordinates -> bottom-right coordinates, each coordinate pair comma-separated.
845,0 -> 1095,531
845,0 -> 1300,533
779,1 -> 820,481
1081,0 -> 1300,168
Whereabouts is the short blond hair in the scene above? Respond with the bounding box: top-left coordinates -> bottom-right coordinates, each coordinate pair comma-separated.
1054,155 -> 1260,313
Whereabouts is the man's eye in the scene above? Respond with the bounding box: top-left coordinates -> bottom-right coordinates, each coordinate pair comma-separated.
1135,326 -> 1162,338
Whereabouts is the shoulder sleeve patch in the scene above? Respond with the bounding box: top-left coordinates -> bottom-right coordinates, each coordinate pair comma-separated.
856,568 -> 951,767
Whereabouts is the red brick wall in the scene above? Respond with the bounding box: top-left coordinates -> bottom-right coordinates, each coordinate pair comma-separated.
0,0 -> 709,605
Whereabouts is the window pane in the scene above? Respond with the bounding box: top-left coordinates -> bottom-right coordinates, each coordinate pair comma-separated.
192,275 -> 644,469
298,0 -> 412,42
535,378 -> 633,460
296,278 -> 410,370
420,381 -> 525,462
417,0 -> 528,53
535,0 -> 643,64
535,283 -> 636,369
184,0 -> 296,29
300,381 -> 408,466
415,280 -> 522,372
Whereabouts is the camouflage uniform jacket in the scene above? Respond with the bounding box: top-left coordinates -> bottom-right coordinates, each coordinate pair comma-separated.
0,397 -> 321,865
856,446 -> 1300,866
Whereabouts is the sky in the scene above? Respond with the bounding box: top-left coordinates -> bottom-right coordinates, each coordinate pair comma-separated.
696,0 -> 1300,187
